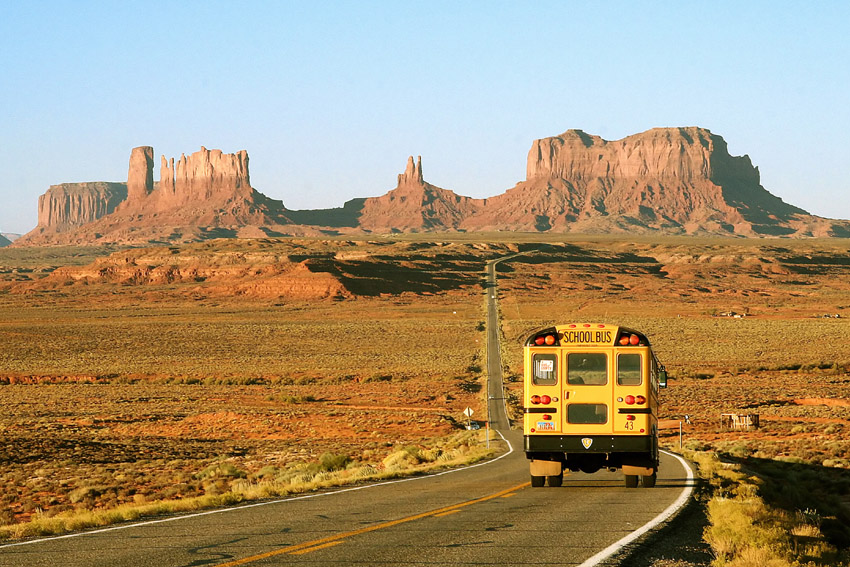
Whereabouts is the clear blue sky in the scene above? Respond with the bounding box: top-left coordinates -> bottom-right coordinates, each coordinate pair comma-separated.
2,1 -> 848,235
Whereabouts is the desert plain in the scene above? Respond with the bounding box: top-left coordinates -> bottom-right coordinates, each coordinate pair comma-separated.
1,234 -> 850,561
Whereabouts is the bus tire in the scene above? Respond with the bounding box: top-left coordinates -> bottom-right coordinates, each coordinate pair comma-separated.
624,474 -> 639,488
531,475 -> 545,487
547,474 -> 563,487
642,472 -> 657,488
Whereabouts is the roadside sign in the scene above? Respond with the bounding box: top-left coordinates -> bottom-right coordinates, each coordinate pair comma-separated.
463,407 -> 474,417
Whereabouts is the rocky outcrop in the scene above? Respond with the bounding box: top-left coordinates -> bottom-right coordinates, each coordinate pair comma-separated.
19,146 -> 300,245
357,156 -> 483,232
14,128 -> 850,245
34,182 -> 128,233
127,146 -> 154,204
156,147 -> 253,207
461,127 -> 834,236
35,252 -> 351,300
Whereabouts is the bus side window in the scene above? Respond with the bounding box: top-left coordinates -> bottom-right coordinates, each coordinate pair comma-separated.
568,353 -> 608,385
617,353 -> 642,386
532,354 -> 558,386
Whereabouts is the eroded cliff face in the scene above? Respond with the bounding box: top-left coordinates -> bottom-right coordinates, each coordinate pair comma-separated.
127,146 -> 154,203
20,146 -> 297,245
460,127 -> 819,236
15,128 -> 850,246
35,182 -> 128,232
154,147 -> 252,208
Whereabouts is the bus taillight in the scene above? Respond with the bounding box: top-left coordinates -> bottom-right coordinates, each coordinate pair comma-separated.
626,415 -> 636,421
530,395 -> 541,404
636,395 -> 646,405
625,395 -> 635,405
618,333 -> 643,346
533,333 -> 557,346
540,395 -> 551,404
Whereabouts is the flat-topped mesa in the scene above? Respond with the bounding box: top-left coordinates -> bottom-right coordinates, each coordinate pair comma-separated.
527,127 -> 730,182
462,126 -> 814,235
36,182 -> 128,232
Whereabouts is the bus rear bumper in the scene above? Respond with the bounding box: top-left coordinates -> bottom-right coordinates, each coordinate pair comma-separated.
525,434 -> 658,474
524,434 -> 653,453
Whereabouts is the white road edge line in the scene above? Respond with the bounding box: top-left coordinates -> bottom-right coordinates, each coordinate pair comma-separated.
0,431 -> 514,549
576,449 -> 697,567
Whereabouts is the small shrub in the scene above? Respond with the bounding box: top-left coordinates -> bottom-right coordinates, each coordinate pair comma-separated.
317,453 -> 350,472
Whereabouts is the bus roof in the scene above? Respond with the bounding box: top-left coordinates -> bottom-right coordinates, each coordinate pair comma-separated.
525,323 -> 650,348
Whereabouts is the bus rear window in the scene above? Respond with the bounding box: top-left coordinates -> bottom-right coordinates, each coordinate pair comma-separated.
532,354 -> 558,385
568,404 -> 608,424
567,353 -> 608,385
617,353 -> 642,385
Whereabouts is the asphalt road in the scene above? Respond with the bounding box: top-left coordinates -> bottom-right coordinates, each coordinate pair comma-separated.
0,256 -> 694,567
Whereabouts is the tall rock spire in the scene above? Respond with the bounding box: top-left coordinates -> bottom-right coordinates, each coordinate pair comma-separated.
127,146 -> 154,204
397,155 -> 424,186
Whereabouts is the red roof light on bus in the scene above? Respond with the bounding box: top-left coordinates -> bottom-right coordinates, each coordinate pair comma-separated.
544,335 -> 556,345
534,336 -> 545,346
629,334 -> 640,345
619,336 -> 630,346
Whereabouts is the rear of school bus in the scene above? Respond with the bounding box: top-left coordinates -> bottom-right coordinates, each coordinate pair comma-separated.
523,323 -> 667,488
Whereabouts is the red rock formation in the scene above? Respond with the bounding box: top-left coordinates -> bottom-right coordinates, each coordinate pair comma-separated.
15,129 -> 850,246
357,156 -> 483,232
19,146 -> 300,245
34,182 -> 127,233
20,245 -> 352,300
461,127 -> 829,236
158,147 -> 252,207
127,146 -> 154,204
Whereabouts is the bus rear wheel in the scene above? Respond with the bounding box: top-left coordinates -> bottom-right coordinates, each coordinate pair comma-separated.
624,474 -> 639,488
642,472 -> 657,488
547,474 -> 563,487
531,475 -> 545,487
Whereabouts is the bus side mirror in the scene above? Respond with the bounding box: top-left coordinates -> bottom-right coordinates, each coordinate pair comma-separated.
658,370 -> 668,388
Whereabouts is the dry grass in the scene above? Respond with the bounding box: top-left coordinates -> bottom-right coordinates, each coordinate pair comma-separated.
0,239 -> 500,534
3,235 -> 850,556
0,429 -> 493,540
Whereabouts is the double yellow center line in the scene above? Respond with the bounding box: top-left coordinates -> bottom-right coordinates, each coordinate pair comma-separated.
216,482 -> 529,566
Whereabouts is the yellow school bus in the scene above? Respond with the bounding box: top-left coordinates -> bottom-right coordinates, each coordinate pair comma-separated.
523,323 -> 667,488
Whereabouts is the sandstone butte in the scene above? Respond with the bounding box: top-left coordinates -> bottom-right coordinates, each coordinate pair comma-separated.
14,127 -> 850,246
